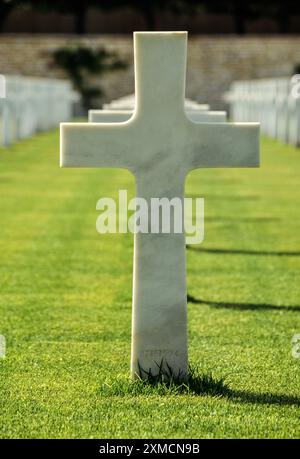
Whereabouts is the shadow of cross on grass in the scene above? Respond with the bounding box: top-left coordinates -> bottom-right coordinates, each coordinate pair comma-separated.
186,244 -> 300,312
189,374 -> 300,407
187,245 -> 300,257
187,294 -> 300,313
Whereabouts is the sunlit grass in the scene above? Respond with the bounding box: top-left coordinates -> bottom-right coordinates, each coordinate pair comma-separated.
0,132 -> 299,438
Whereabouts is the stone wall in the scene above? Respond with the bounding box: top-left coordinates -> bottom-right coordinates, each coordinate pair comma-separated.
1,34 -> 300,109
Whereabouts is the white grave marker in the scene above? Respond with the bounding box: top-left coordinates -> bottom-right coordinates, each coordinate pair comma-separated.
60,32 -> 259,380
103,93 -> 210,111
89,109 -> 227,123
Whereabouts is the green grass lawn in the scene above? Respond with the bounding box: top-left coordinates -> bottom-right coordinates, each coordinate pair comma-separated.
0,130 -> 299,438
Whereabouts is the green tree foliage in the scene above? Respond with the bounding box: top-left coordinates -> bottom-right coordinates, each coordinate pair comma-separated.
52,45 -> 127,110
27,0 -> 187,33
3,0 -> 300,34
202,0 -> 300,34
100,1 -> 186,31
0,0 -> 18,31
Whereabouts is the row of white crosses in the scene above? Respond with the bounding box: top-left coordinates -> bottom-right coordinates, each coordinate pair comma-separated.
0,76 -> 78,147
225,77 -> 300,147
102,93 -> 210,111
90,93 -> 227,123
60,32 -> 260,381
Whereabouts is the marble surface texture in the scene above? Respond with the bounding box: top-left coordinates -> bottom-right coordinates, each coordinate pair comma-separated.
60,32 -> 260,380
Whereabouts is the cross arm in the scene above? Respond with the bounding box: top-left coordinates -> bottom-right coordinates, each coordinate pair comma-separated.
186,122 -> 260,169
60,122 -> 137,170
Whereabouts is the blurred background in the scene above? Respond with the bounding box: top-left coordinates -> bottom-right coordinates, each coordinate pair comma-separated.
0,0 -> 300,112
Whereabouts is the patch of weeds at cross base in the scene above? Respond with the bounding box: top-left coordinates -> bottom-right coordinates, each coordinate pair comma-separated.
98,362 -> 230,397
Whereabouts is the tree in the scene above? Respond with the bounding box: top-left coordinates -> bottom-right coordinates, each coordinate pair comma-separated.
28,0 -> 175,33
0,0 -> 18,32
52,45 -> 127,110
25,0 -> 202,34
200,0 -> 249,34
101,0 -> 184,31
272,0 -> 300,34
203,0 -> 300,34
26,0 -> 90,34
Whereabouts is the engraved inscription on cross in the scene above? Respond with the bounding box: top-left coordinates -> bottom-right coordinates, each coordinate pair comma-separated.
60,32 -> 259,380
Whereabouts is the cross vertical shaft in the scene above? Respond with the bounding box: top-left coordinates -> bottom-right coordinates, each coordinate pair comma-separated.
131,32 -> 189,379
131,172 -> 188,379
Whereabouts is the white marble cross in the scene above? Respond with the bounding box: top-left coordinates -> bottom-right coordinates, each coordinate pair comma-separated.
60,32 -> 259,381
